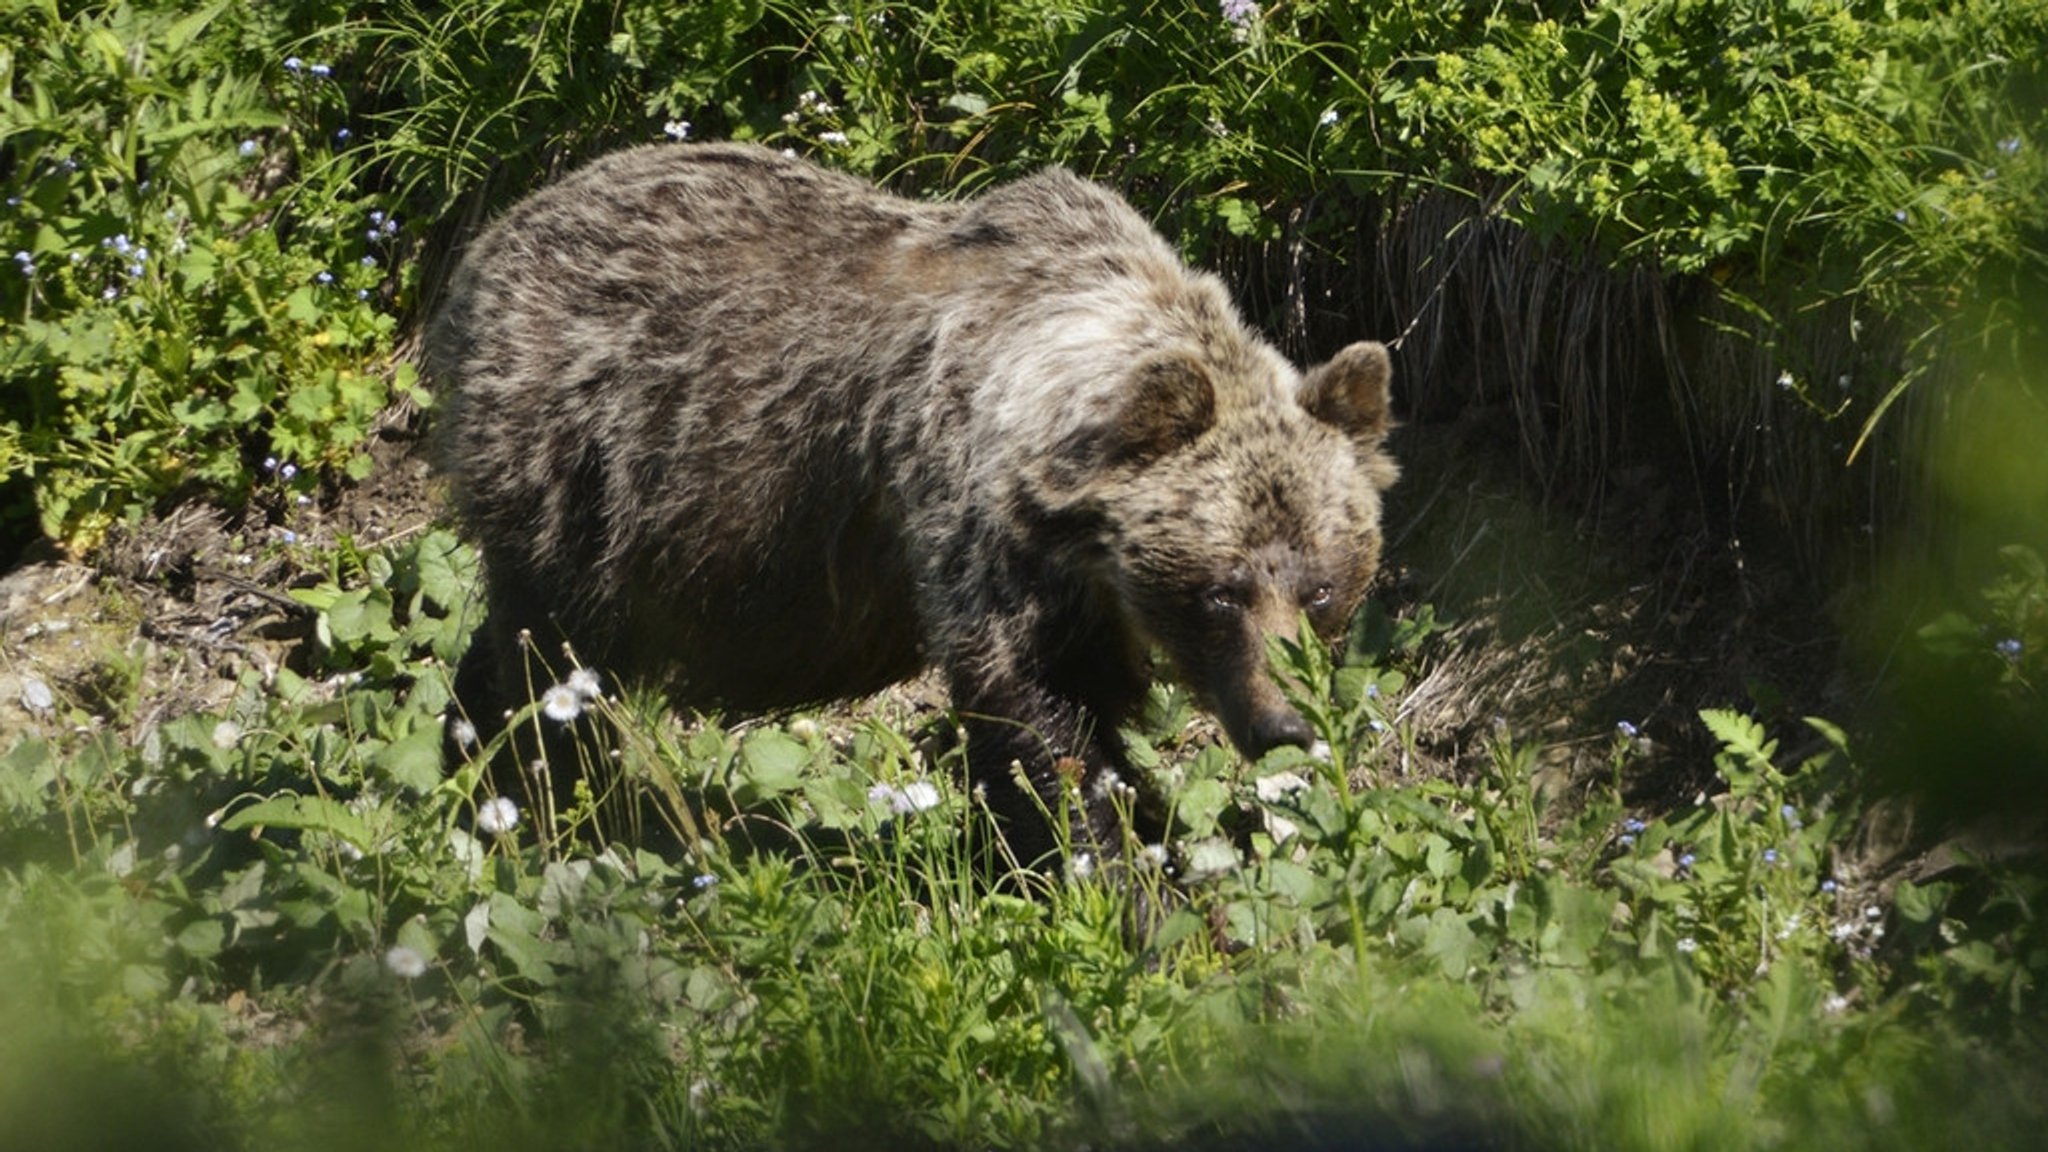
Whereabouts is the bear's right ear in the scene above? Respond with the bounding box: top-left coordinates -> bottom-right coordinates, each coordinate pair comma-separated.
1299,341 -> 1393,450
1112,353 -> 1216,466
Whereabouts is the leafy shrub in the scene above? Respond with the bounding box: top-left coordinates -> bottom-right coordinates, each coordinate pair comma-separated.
0,1 -> 415,551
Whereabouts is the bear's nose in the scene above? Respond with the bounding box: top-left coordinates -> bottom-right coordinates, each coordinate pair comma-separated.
1245,708 -> 1315,758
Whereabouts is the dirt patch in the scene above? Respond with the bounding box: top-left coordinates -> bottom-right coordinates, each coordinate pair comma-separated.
0,423 -> 445,751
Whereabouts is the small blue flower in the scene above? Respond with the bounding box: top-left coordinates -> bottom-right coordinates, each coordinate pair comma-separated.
1999,136 -> 2022,156
359,254 -> 377,268
368,210 -> 385,226
280,529 -> 298,544
356,288 -> 370,301
381,217 -> 398,236
309,62 -> 332,78
239,139 -> 258,158
284,56 -> 304,73
1617,834 -> 1636,848
315,269 -> 334,285
1780,803 -> 1801,825
101,285 -> 119,301
334,127 -> 352,143
1616,720 -> 1639,739
1893,208 -> 1908,223
692,873 -> 719,889
1762,848 -> 1779,865
1623,817 -> 1646,834
1821,879 -> 1838,894
127,262 -> 145,278
263,456 -> 278,473
1996,637 -> 2023,661
1678,852 -> 1696,870
279,463 -> 298,482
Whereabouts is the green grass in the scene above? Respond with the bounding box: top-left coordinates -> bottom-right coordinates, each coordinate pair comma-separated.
3,523 -> 2045,1148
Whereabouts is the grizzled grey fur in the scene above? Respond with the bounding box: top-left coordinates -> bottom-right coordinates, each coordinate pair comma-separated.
426,143 -> 1398,865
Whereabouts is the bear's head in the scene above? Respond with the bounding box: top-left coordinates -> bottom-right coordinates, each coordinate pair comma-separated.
1093,340 -> 1398,762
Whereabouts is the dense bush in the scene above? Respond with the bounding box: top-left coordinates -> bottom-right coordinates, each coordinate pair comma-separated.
5,0 -> 2042,550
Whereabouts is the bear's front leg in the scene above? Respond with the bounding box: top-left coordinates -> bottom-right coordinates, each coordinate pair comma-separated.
947,656 -> 1147,873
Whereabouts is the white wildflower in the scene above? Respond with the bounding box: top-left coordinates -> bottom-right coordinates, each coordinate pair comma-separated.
663,119 -> 693,140
868,780 -> 941,815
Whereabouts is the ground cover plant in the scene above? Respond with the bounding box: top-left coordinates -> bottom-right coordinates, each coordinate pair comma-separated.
3,0 -> 2046,1148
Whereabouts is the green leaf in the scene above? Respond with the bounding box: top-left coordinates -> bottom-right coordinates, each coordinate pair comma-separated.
219,793 -> 372,848
732,729 -> 807,805
372,725 -> 445,794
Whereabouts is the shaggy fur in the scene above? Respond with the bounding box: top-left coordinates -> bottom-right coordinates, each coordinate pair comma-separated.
426,143 -> 1398,864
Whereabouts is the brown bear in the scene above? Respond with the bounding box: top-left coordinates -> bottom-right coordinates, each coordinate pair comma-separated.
424,143 -> 1397,866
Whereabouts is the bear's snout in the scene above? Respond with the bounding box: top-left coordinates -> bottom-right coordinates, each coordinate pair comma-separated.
1243,706 -> 1315,759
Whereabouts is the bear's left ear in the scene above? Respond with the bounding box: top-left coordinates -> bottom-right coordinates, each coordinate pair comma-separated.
1111,352 -> 1216,465
1299,341 -> 1393,450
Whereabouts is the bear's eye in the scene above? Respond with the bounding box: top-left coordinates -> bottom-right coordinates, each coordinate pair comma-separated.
1204,584 -> 1247,614
1304,583 -> 1336,611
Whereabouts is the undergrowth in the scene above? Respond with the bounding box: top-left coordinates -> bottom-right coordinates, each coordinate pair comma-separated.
3,528 -> 2045,1149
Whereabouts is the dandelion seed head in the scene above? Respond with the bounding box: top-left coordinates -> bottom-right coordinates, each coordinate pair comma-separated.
211,720 -> 241,749
476,796 -> 520,836
566,666 -> 603,700
449,716 -> 479,750
383,945 -> 428,979
540,682 -> 583,723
